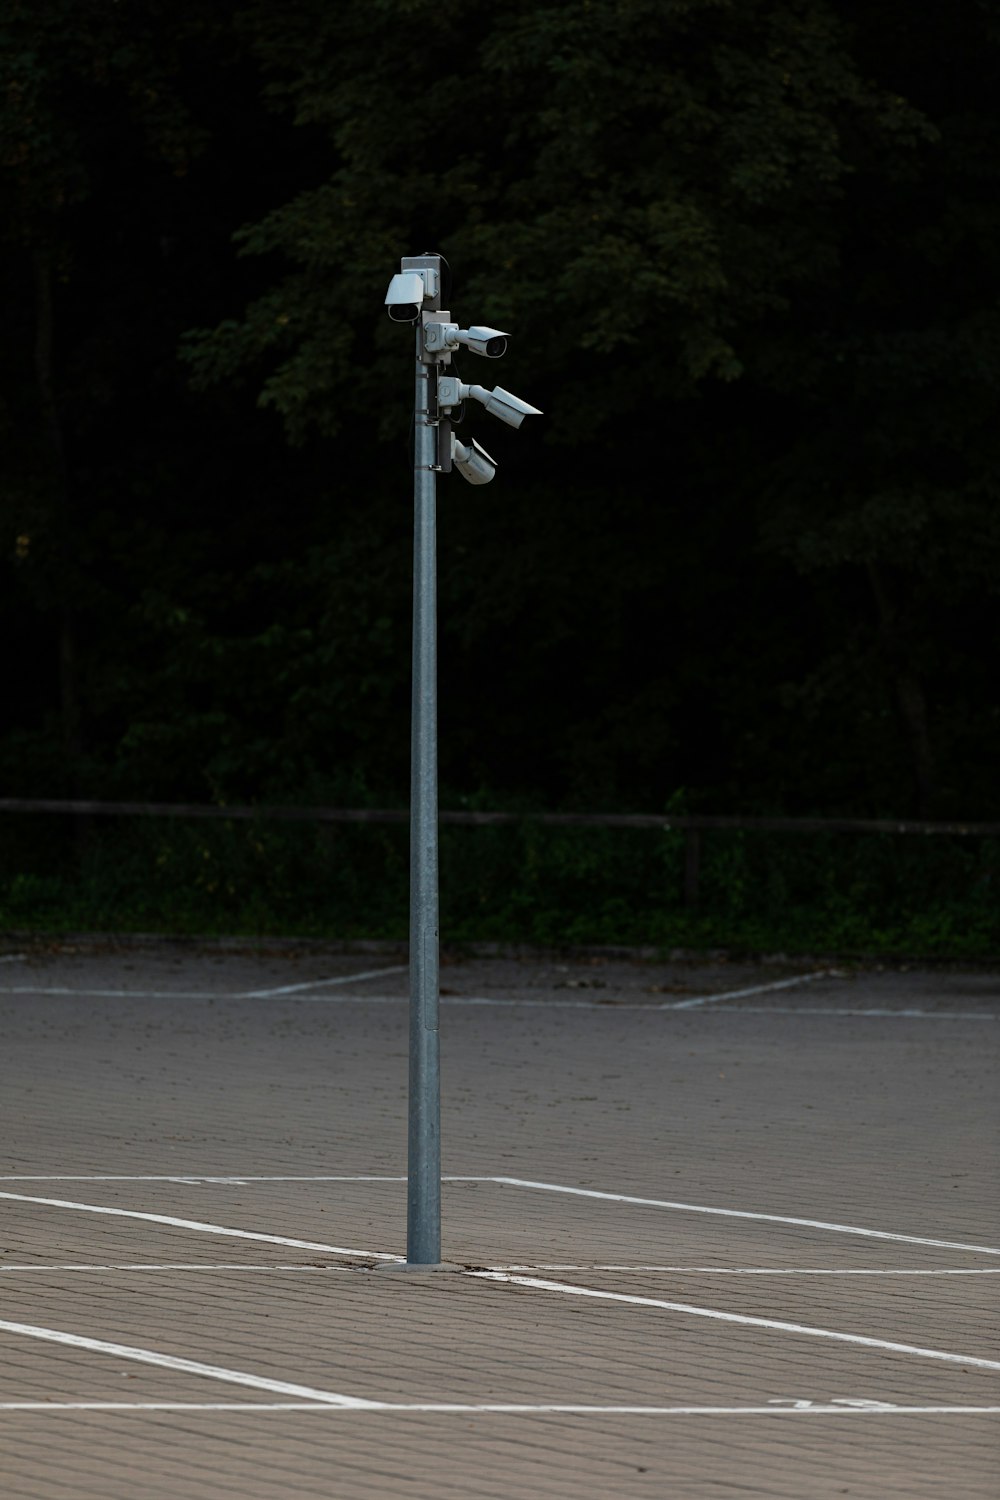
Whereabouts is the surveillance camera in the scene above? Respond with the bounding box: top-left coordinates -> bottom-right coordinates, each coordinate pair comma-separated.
422,322 -> 508,359
385,271 -> 426,322
452,436 -> 497,486
455,326 -> 508,359
466,384 -> 542,429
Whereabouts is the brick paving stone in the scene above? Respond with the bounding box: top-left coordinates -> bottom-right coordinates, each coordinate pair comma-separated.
1,1411 -> 996,1499
0,945 -> 996,1496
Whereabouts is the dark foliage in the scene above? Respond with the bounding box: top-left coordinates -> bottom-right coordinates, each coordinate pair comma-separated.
1,0 -> 998,844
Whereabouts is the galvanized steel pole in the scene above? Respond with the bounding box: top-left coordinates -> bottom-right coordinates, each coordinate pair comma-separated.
407,335 -> 441,1264
384,249 -> 540,1267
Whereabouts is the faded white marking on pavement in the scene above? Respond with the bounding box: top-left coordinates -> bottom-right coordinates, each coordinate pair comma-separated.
239,965 -> 406,997
0,1174 -> 412,1182
0,987 -> 224,999
471,1272 -> 1000,1370
726,1006 -> 998,1020
6,1173 -> 997,1258
0,977 -> 994,1020
0,963 -> 407,1003
665,970 -> 841,1009
359,994 -> 998,1020
492,1177 -> 1000,1256
0,1264 -> 360,1272
486,1266 -> 1000,1276
1,1262 -> 997,1276
0,1401 -> 995,1415
0,1319 -> 374,1406
0,1190 -> 402,1262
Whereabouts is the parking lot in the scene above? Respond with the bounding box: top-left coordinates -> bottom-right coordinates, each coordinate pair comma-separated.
0,941 -> 996,1497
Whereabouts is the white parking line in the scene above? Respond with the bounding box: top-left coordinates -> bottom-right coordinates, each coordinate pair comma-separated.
6,1175 -> 997,1258
6,1173 -> 997,1258
491,1177 -> 1000,1256
0,988 -> 224,999
721,1007 -> 998,1020
0,978 -> 994,1019
0,1262 -> 996,1276
485,1266 -> 1000,1276
439,995 -> 999,1019
0,1319 -> 374,1406
0,1191 -> 401,1262
0,964 -> 407,1003
470,1272 -> 1000,1371
0,1401 -> 996,1415
239,965 -> 407,997
0,1175 -> 412,1182
0,1264 -> 359,1272
437,998 -> 993,1019
6,1191 -> 998,1390
666,971 -> 842,1009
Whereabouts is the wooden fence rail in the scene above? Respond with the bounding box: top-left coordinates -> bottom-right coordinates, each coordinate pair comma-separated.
2,798 -> 998,908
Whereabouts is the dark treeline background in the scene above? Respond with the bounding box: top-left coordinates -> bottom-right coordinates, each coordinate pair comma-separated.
2,0 -> 998,824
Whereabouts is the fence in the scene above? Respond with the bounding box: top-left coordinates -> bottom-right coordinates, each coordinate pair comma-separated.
2,798 -> 998,909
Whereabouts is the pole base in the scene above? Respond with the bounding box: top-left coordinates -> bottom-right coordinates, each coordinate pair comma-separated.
376,1260 -> 464,1274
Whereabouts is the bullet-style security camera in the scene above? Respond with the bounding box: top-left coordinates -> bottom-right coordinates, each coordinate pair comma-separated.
456,326 -> 508,358
436,377 -> 542,429
385,271 -> 426,322
452,435 -> 497,485
422,323 -> 509,358
465,384 -> 542,429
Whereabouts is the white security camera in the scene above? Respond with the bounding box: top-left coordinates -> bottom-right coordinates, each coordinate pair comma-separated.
422,323 -> 509,358
452,435 -> 497,486
385,271 -> 426,321
465,383 -> 542,429
435,377 -> 541,428
456,326 -> 508,358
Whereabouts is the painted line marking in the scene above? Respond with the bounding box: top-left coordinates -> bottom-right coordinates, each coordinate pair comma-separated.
0,988 -> 398,1004
0,954 -> 25,964
0,983 -> 994,1020
721,1006 -> 998,1020
491,1178 -> 1000,1257
0,1191 -> 402,1262
666,971 -> 842,1009
0,1402 -> 996,1415
239,965 -> 407,998
8,1175 -> 998,1278
470,1272 -> 1000,1371
1,1262 -> 997,1276
0,988 -> 225,999
437,999 -> 993,1020
0,964 -> 407,1003
0,1318 -> 374,1407
7,1173 -> 998,1258
485,1266 -> 1000,1276
6,1173 -> 997,1259
0,1264 -> 361,1272
0,1175 -> 413,1182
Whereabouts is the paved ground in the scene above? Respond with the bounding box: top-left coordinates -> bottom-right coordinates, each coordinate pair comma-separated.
0,940 -> 996,1497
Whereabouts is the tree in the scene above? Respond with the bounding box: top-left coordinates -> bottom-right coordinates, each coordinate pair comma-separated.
186,0 -> 929,443
189,0 -> 991,813
0,0 -> 213,778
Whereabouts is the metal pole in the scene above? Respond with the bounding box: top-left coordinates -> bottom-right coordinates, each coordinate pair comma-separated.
407,334 -> 441,1264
